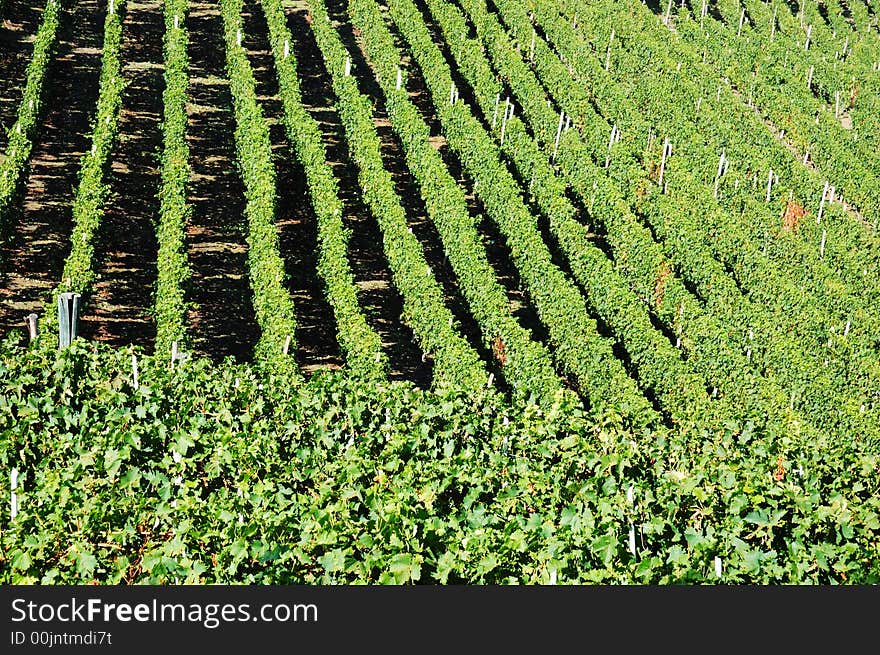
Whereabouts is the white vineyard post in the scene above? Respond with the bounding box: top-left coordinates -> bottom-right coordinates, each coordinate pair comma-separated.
486,373 -> 494,388
765,168 -> 773,202
237,29 -> 241,47
658,137 -> 670,188
552,110 -> 564,163
344,56 -> 351,76
807,65 -> 814,90
171,340 -> 178,370
803,150 -> 809,166
284,39 -> 289,58
132,353 -> 139,391
606,124 -> 618,168
10,468 -> 18,521
396,67 -> 402,90
283,334 -> 292,355
844,319 -> 851,338
109,0 -> 114,15
500,101 -> 514,145
663,0 -> 672,26
820,229 -> 827,258
530,29 -> 535,62
737,8 -> 745,37
174,14 -> 178,29
449,82 -> 455,105
714,151 -> 726,198
24,313 -> 38,342
771,5 -> 777,41
805,24 -> 812,50
817,181 -> 828,223
835,91 -> 840,118
605,28 -> 614,72
500,97 -> 510,144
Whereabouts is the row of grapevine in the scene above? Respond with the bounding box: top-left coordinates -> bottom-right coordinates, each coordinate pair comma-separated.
535,0 -> 880,373
516,0 -> 880,396
488,0 -> 879,436
303,0 -> 490,393
418,0 -> 743,432
305,2 -> 565,403
431,0 -> 828,441
363,0 -> 661,426
40,0 -> 126,340
668,0 -> 880,228
0,0 -> 62,241
218,0 -> 300,378
259,0 -> 387,380
154,0 -> 193,356
553,0 -> 880,327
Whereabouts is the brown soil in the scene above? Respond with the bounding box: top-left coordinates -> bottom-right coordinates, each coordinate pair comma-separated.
0,0 -> 104,340
240,0 -> 343,375
183,0 -> 260,362
0,0 -> 43,149
285,0 -> 433,386
78,0 -> 163,348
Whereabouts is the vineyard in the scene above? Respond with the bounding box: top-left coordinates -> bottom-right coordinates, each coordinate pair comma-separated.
0,0 -> 878,584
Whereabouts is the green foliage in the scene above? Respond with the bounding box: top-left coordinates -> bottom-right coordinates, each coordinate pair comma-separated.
260,0 -> 387,379
154,0 -> 193,355
301,0 -> 489,394
0,337 -> 878,584
219,0 -> 299,378
0,0 -> 62,238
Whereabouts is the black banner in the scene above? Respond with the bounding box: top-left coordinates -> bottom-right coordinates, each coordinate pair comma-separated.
0,585 -> 874,652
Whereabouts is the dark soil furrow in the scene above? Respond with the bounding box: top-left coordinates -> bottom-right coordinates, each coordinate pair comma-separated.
0,0 -> 44,147
78,0 -> 163,348
325,0 -> 494,373
284,0 -> 431,386
241,0 -> 343,375
184,0 -> 259,362
0,0 -> 104,340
